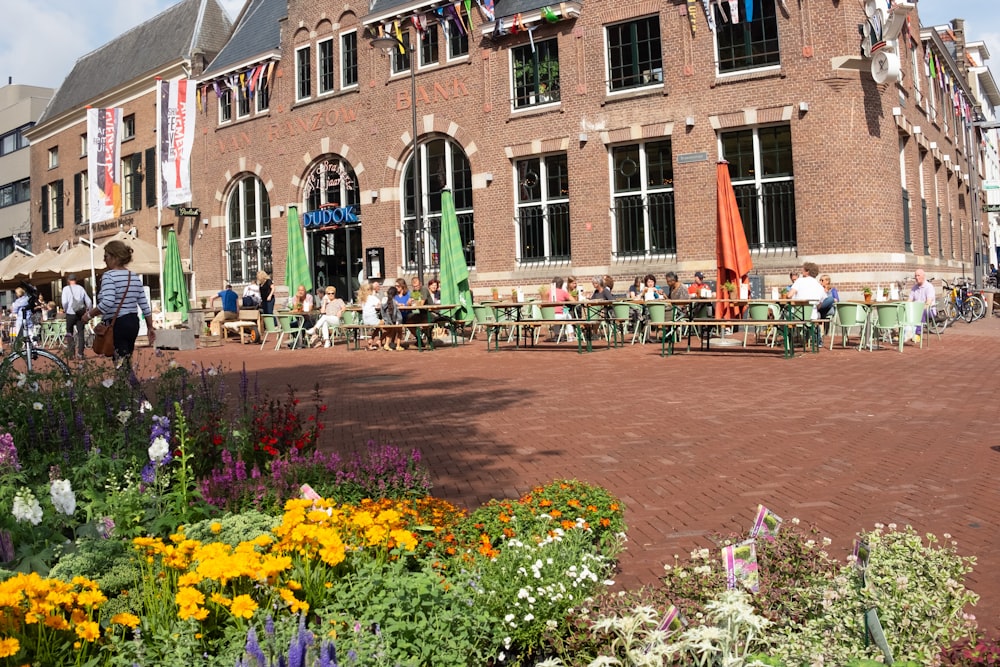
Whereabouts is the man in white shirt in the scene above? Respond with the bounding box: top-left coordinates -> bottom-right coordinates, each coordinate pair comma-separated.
60,274 -> 92,358
786,262 -> 826,319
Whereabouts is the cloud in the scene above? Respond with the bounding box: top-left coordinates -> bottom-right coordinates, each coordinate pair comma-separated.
1,0 -> 242,90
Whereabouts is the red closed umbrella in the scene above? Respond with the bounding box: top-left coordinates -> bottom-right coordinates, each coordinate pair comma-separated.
716,161 -> 753,319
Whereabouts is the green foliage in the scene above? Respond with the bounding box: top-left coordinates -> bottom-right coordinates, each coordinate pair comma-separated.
319,556 -> 494,666
770,524 -> 979,665
183,510 -> 278,546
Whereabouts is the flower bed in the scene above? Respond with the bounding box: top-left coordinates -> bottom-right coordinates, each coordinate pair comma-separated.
0,359 -> 992,666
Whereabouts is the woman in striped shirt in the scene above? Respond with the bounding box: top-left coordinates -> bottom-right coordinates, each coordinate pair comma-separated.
81,240 -> 155,363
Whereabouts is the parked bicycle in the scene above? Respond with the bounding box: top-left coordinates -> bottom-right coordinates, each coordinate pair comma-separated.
938,278 -> 986,325
0,282 -> 71,388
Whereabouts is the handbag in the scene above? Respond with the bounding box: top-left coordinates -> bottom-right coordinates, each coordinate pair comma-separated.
92,273 -> 132,357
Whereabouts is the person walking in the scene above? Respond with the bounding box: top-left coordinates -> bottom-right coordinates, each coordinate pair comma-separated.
60,273 -> 92,358
257,271 -> 275,315
81,240 -> 154,365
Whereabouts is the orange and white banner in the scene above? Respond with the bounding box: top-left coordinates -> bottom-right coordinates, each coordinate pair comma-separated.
159,78 -> 196,207
86,108 -> 122,223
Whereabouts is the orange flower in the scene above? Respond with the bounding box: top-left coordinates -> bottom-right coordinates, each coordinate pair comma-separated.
0,637 -> 19,657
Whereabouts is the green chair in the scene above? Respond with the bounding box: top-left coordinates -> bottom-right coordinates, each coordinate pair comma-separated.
470,303 -> 495,341
277,314 -> 307,350
539,305 -> 569,343
644,301 -> 668,344
743,301 -> 780,347
896,301 -> 927,351
872,302 -> 902,351
829,302 -> 871,350
259,315 -> 282,351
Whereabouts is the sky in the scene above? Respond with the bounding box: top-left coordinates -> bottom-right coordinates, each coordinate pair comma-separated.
1,0 -> 999,91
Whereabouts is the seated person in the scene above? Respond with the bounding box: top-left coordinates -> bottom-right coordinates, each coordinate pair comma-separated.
591,276 -> 613,301
287,284 -> 316,326
818,274 -> 839,320
663,272 -> 687,301
410,276 -> 431,303
687,271 -> 711,297
358,284 -> 383,350
380,286 -> 404,350
640,274 -> 663,301
426,278 -> 442,304
786,262 -> 826,320
627,276 -> 643,299
307,286 -> 346,348
242,282 -> 262,308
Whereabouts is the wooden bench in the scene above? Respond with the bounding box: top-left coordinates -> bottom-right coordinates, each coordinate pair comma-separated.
652,318 -> 829,358
343,322 -> 438,351
222,309 -> 261,344
482,318 -> 614,353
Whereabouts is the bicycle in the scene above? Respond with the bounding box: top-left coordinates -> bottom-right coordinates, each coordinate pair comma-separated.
0,283 -> 71,389
938,278 -> 983,325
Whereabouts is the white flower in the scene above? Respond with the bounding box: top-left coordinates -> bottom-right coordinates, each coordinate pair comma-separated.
206,367 -> 218,376
15,373 -> 26,388
32,402 -> 43,411
169,360 -> 178,368
138,401 -> 152,414
148,436 -> 170,463
101,378 -> 114,388
523,613 -> 534,622
116,410 -> 131,425
50,479 -> 76,516
12,488 -> 42,525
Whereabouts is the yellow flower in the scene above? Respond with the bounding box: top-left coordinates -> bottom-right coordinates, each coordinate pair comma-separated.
43,615 -> 70,631
230,595 -> 258,620
0,637 -> 19,658
110,613 -> 140,628
210,522 -> 222,534
75,620 -> 100,642
175,587 -> 205,609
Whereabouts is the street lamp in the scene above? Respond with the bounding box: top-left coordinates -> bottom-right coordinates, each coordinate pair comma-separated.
369,31 -> 424,284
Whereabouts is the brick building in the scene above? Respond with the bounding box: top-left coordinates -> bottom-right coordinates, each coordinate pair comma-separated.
26,0 -> 1000,304
23,0 -> 232,298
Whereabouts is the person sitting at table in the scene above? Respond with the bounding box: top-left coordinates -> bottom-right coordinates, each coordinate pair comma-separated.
410,276 -> 431,304
817,274 -> 840,320
663,272 -> 687,301
306,286 -> 346,348
627,276 -> 643,299
591,276 -> 613,301
380,285 -> 404,350
786,262 -> 826,319
908,268 -> 936,344
687,271 -> 711,297
288,284 -> 314,314
358,283 -> 383,351
426,277 -> 442,304
393,278 -> 413,324
640,274 -> 663,301
602,275 -> 615,298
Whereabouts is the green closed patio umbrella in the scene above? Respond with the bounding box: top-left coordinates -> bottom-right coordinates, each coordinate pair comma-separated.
163,228 -> 189,322
284,205 -> 313,295
437,190 -> 473,321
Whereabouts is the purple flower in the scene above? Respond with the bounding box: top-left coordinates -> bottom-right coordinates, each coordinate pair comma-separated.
0,433 -> 20,471
243,626 -> 267,667
140,462 -> 156,484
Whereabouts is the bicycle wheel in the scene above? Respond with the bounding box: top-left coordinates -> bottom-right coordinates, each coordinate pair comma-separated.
960,300 -> 974,324
943,300 -> 958,324
925,309 -> 948,334
0,348 -> 71,393
970,295 -> 987,321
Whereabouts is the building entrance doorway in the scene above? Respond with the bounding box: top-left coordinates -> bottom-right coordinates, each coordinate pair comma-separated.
309,225 -> 362,303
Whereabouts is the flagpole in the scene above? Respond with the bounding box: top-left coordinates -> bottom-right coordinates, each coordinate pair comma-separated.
155,78 -> 165,313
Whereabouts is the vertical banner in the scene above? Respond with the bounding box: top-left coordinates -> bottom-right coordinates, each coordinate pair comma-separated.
87,108 -> 122,223
159,78 -> 196,207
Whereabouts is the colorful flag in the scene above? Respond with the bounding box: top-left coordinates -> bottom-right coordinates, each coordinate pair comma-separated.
86,107 -> 122,223
159,78 -> 196,207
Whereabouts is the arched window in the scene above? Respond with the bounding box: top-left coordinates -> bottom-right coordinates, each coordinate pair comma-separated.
304,157 -> 360,214
402,137 -> 475,271
226,175 -> 272,284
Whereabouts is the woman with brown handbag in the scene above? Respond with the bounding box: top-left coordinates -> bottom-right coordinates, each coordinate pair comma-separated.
81,240 -> 155,366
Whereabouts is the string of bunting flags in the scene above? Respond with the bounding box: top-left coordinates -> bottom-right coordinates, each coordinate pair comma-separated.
193,60 -> 279,114
924,45 -> 974,123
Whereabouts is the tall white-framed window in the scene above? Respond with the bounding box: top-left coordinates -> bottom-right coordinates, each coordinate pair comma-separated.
514,154 -> 570,263
402,137 -> 476,270
341,30 -> 359,88
419,25 -> 439,67
605,15 -> 662,93
713,0 -> 780,74
226,176 -> 273,284
511,38 -> 559,110
256,71 -> 270,112
719,125 -> 796,249
445,14 -> 469,60
296,45 -> 312,101
48,146 -> 59,169
122,153 -> 142,213
318,38 -> 335,95
74,171 -> 89,224
305,156 -> 361,214
219,88 -> 233,123
611,140 -> 675,257
237,86 -> 251,118
392,31 -> 412,75
918,148 -> 930,255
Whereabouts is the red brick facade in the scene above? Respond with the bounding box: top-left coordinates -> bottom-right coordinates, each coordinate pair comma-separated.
30,0 -> 988,303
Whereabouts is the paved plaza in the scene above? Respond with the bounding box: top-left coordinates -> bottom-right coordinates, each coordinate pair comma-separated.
157,317 -> 1000,627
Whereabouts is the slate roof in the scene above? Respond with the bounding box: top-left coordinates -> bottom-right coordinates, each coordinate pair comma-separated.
202,0 -> 287,78
38,0 -> 233,125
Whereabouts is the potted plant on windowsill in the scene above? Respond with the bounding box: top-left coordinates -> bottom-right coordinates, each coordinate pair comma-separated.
515,55 -> 560,105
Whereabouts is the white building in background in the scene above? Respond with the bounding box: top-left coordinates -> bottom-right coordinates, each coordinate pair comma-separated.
0,84 -> 53,258
965,41 -> 1000,271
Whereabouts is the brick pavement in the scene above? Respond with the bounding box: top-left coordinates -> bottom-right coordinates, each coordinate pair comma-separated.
155,318 -> 1000,629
